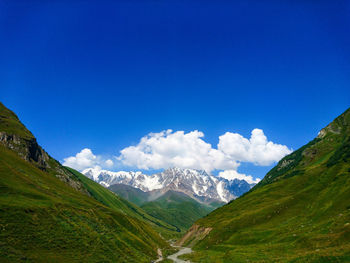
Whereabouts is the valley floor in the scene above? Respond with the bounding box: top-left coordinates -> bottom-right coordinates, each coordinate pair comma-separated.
156,244 -> 193,263
167,247 -> 192,263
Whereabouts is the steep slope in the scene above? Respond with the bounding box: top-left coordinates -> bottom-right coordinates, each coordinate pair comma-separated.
140,190 -> 220,233
179,108 -> 350,262
0,102 -> 173,262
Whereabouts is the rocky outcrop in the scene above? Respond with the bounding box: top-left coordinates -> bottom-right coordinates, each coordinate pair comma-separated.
317,109 -> 350,139
0,131 -> 50,169
53,163 -> 89,194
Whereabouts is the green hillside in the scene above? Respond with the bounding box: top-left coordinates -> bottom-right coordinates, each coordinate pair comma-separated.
108,183 -> 150,206
141,190 -> 216,233
67,168 -> 179,236
0,102 -> 173,262
179,108 -> 350,262
108,183 -> 223,236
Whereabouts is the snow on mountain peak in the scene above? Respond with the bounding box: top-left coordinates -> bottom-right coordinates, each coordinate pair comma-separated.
82,167 -> 256,202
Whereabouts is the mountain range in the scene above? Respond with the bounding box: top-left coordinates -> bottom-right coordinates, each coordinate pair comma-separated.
82,166 -> 255,203
81,162 -> 256,236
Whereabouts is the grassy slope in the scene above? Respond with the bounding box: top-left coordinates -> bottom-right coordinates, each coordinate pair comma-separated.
180,108 -> 350,263
108,183 -> 150,206
67,167 -> 179,237
141,190 -> 214,233
0,145 -> 171,262
0,102 -> 177,262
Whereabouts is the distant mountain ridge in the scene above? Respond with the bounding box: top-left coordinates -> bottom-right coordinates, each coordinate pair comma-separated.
83,167 -> 256,203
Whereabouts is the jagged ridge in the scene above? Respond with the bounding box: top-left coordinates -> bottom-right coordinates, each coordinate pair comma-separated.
83,167 -> 255,203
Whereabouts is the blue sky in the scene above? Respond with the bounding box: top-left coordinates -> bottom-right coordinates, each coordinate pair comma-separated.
1,0 -> 349,180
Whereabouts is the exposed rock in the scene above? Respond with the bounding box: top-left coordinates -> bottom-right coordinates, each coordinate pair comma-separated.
176,224 -> 212,247
53,163 -> 90,194
0,131 -> 50,169
317,128 -> 327,139
317,119 -> 343,139
277,159 -> 294,171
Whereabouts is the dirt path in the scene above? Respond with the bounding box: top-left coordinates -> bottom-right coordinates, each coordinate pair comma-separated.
167,246 -> 192,263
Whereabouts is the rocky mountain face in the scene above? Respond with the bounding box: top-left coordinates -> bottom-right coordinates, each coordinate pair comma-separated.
0,132 -> 50,169
83,167 -> 255,203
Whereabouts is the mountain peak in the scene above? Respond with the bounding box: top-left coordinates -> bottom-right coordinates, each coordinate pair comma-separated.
82,166 -> 255,203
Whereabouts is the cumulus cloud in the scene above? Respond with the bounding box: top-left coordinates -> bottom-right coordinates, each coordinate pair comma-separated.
62,148 -> 113,171
118,129 -> 239,172
218,170 -> 261,184
218,129 -> 292,166
117,128 -> 291,173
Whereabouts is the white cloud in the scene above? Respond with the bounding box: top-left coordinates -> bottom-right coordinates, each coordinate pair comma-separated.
105,159 -> 114,167
218,170 -> 261,184
117,128 -> 292,173
118,129 -> 239,172
62,148 -> 113,171
218,129 -> 292,166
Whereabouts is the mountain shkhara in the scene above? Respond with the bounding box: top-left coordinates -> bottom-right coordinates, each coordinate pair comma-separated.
83,166 -> 256,203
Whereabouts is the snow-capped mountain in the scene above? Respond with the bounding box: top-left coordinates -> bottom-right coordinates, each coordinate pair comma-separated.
82,167 -> 256,203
